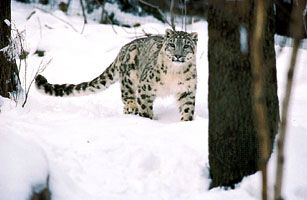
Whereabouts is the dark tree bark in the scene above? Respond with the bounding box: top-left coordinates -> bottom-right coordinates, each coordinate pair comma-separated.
275,0 -> 307,38
0,0 -> 19,98
208,0 -> 279,188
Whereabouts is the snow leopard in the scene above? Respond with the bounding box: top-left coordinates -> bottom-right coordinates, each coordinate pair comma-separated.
35,29 -> 198,121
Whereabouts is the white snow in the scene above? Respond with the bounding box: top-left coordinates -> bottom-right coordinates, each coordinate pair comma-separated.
0,1 -> 307,199
4,19 -> 11,26
240,25 -> 248,54
0,129 -> 49,200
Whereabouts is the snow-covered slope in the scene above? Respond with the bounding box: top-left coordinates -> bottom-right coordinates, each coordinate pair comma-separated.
1,1 -> 307,199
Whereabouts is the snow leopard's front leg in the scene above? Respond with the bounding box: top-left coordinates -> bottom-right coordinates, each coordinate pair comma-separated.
177,90 -> 196,121
136,83 -> 156,119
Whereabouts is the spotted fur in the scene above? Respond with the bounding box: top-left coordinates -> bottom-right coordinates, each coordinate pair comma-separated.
35,29 -> 198,121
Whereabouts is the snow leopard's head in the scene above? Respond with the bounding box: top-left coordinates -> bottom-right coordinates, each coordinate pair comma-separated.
163,29 -> 198,64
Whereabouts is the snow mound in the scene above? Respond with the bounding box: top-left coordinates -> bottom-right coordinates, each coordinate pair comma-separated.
0,131 -> 49,200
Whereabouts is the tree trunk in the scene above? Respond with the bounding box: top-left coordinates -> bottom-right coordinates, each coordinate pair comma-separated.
0,0 -> 19,98
208,0 -> 279,188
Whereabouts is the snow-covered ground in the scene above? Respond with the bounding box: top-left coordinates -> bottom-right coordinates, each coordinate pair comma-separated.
1,1 -> 307,199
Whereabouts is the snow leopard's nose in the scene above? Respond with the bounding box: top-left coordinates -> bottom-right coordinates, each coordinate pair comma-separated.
173,55 -> 185,63
174,55 -> 182,59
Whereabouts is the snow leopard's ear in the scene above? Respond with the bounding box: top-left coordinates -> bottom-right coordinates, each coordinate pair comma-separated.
165,29 -> 174,38
190,32 -> 198,44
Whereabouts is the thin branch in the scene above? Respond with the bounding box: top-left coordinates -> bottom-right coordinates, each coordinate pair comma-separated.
170,0 -> 176,30
26,10 -> 36,20
141,28 -> 152,37
180,0 -> 187,31
274,1 -> 305,199
94,0 -> 118,34
22,59 -> 51,107
251,1 -> 269,200
11,26 -> 22,85
67,0 -> 72,11
138,0 -> 173,28
184,0 -> 187,31
79,0 -> 87,34
274,37 -> 300,200
15,28 -> 28,97
11,24 -> 25,95
36,16 -> 43,40
35,7 -> 78,32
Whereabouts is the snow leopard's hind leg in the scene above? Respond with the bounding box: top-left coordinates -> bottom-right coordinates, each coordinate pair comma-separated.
121,70 -> 139,115
119,45 -> 139,115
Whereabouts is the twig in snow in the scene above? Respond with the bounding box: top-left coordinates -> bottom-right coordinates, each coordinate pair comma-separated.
138,0 -> 173,29
67,0 -> 72,11
34,7 -> 78,32
94,0 -> 118,34
36,16 -> 43,41
141,28 -> 152,37
274,37 -> 301,200
11,24 -> 26,95
80,0 -> 87,34
274,1 -> 305,199
26,10 -> 36,20
22,58 -> 51,107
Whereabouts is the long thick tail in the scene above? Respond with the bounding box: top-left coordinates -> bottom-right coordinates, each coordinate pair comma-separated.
35,63 -> 119,97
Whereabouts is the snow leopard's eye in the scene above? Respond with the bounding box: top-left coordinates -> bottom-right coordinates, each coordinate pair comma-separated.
183,45 -> 190,49
169,43 -> 175,48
